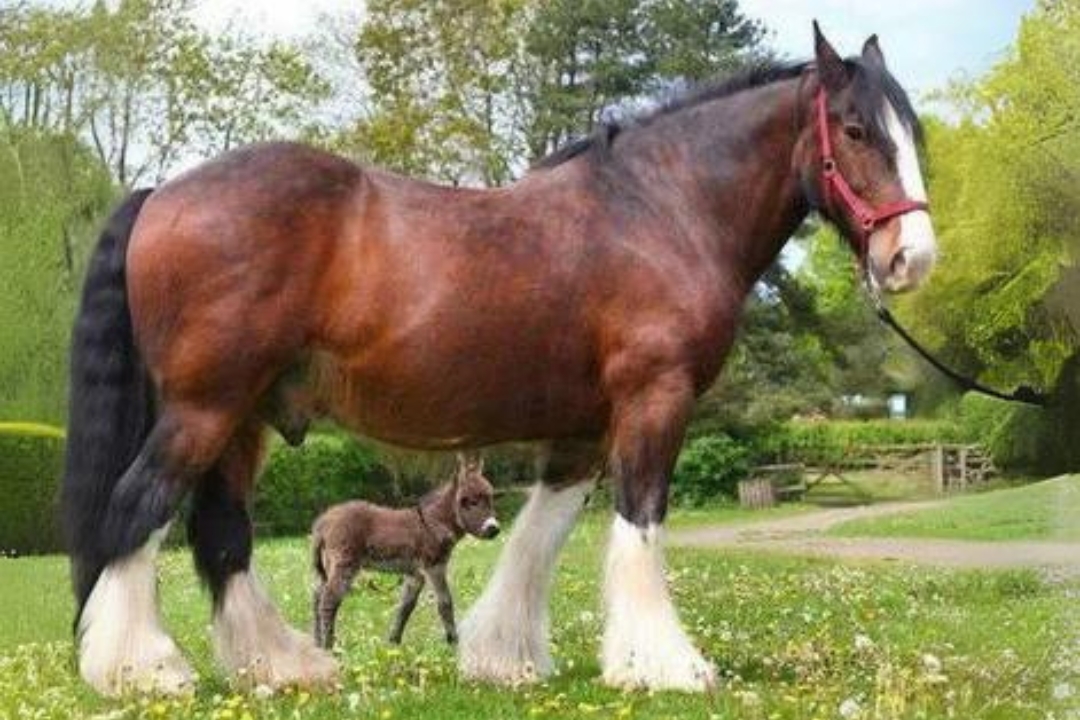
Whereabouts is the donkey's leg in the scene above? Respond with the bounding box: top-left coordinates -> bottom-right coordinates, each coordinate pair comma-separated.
459,441 -> 599,684
387,573 -> 425,645
188,423 -> 337,689
315,563 -> 359,651
422,564 -> 457,645
601,373 -> 715,692
78,411 -> 230,697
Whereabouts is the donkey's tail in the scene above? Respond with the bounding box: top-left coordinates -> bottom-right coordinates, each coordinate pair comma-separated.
61,189 -> 156,623
311,524 -> 328,582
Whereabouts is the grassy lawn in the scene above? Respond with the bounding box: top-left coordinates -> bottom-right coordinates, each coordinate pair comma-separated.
1,507 -> 1077,719
803,470 -> 938,506
830,475 -> 1080,542
665,501 -> 815,529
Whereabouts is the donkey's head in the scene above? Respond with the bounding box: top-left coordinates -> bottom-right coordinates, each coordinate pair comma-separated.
796,23 -> 937,293
452,453 -> 500,539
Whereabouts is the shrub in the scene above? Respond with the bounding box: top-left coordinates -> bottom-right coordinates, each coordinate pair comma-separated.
255,433 -> 395,537
754,419 -> 969,466
956,394 -> 1049,473
0,423 -> 65,555
672,434 -> 751,506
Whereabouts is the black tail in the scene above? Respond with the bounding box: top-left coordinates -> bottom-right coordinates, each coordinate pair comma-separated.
62,189 -> 156,622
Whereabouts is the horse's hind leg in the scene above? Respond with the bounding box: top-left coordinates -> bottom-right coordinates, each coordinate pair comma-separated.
601,373 -> 715,692
459,441 -> 599,684
188,422 -> 338,689
77,410 -> 232,697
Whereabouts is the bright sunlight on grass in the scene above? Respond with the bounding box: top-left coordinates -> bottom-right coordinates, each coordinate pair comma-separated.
829,475 -> 1080,542
1,507 -> 1077,719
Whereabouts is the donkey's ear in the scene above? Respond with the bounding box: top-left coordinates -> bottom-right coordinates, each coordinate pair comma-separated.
862,34 -> 886,70
813,20 -> 848,91
457,451 -> 480,472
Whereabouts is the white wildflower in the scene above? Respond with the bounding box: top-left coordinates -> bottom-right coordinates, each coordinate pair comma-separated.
922,653 -> 943,674
839,697 -> 861,719
854,634 -> 874,652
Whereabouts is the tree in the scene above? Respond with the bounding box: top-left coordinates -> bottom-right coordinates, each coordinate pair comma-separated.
339,0 -> 525,185
0,124 -> 114,421
521,0 -> 763,158
334,0 -> 763,185
0,0 -> 329,186
883,0 -> 1080,470
898,0 -> 1079,394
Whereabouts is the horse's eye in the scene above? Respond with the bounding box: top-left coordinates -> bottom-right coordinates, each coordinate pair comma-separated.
844,123 -> 866,142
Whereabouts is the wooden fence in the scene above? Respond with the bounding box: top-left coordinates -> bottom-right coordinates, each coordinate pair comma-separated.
738,443 -> 995,508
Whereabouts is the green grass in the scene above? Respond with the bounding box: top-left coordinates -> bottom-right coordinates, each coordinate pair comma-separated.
666,501 -> 815,529
804,469 -> 938,506
0,508 -> 1077,719
830,475 -> 1080,542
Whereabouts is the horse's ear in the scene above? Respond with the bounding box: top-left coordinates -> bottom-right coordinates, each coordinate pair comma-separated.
813,20 -> 848,91
862,34 -> 886,71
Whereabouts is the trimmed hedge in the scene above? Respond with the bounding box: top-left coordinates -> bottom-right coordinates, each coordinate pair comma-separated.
755,419 -> 969,466
255,433 -> 396,537
0,423 -> 65,555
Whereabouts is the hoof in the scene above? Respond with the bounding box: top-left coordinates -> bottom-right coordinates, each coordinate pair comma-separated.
601,647 -> 717,693
79,634 -> 197,698
214,571 -> 339,691
601,516 -> 717,693
230,629 -> 340,691
77,528 -> 195,697
457,616 -> 552,686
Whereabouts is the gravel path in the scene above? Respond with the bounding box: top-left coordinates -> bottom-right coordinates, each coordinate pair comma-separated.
669,500 -> 1080,574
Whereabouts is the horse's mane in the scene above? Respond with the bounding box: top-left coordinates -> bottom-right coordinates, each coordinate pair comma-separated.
533,56 -> 922,170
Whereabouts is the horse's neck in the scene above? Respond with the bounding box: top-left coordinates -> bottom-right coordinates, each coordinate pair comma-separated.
615,78 -> 810,291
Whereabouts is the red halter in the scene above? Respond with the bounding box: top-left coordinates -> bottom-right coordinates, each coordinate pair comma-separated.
815,88 -> 928,257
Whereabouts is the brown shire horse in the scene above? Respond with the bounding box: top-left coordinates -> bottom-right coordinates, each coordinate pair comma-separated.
61,25 -> 936,696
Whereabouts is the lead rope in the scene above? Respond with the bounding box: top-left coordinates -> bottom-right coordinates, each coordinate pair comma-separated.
861,271 -> 1049,406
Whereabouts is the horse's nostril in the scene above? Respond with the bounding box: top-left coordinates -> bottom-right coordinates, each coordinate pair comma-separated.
890,248 -> 908,277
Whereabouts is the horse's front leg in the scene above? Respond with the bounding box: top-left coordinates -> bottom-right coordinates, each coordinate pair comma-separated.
459,441 -> 600,684
602,372 -> 716,692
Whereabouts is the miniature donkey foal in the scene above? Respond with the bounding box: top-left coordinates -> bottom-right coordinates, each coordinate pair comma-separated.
312,454 -> 500,649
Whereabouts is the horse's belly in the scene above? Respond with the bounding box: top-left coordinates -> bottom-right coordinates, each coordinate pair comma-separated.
311,352 -> 606,449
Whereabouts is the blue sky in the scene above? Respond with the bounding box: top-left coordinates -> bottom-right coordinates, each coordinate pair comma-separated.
739,0 -> 1036,102
195,0 -> 1036,104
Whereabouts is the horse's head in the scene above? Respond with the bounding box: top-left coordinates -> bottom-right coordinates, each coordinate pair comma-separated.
452,452 -> 500,539
796,23 -> 937,293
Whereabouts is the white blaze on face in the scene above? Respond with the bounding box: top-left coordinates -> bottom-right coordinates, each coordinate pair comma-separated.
882,100 -> 937,290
